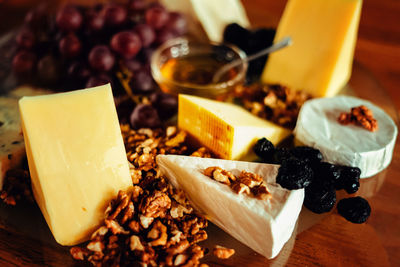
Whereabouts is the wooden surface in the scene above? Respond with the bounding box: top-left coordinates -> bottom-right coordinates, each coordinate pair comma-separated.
0,1 -> 399,266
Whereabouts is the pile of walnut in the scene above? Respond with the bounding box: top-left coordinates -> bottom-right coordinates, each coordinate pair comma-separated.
232,83 -> 311,129
71,125 -> 231,266
203,167 -> 271,201
338,105 -> 378,132
0,169 -> 33,206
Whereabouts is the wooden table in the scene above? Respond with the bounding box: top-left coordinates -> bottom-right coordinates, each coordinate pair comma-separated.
0,1 -> 399,266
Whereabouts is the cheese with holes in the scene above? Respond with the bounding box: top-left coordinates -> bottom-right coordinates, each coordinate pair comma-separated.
294,96 -> 398,178
0,97 -> 25,189
160,0 -> 250,42
19,84 -> 132,246
178,94 -> 290,160
262,0 -> 362,97
157,155 -> 304,259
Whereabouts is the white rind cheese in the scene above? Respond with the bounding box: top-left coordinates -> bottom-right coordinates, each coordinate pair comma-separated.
156,155 -> 304,259
294,96 -> 398,178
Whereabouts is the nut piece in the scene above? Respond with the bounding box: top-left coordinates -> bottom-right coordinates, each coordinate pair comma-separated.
237,171 -> 263,188
338,105 -> 378,132
147,220 -> 168,246
204,166 -> 235,185
213,245 -> 235,259
251,184 -> 271,200
140,191 -> 171,218
231,182 -> 251,195
130,235 -> 144,251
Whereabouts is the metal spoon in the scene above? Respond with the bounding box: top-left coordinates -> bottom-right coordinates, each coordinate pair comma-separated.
212,36 -> 292,83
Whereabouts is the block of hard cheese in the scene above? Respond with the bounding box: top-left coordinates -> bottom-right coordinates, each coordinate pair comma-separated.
262,0 -> 362,97
19,84 -> 132,246
0,97 -> 25,189
178,94 -> 291,160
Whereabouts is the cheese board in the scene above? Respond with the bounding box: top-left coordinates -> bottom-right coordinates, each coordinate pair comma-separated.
0,0 -> 399,266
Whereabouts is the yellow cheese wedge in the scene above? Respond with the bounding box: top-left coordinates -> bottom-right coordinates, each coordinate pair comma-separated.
19,84 -> 132,246
261,0 -> 362,97
178,94 -> 291,160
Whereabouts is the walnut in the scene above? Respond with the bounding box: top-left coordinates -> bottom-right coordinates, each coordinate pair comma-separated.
170,202 -> 193,219
170,230 -> 184,245
70,247 -> 88,260
140,191 -> 171,218
190,147 -> 212,158
87,240 -> 104,253
105,219 -> 129,235
128,220 -> 141,233
338,105 -> 378,132
213,245 -> 235,259
91,226 -> 108,239
203,167 -> 235,185
147,220 -> 168,247
120,201 -> 135,225
231,182 -> 251,195
139,215 -> 154,229
237,171 -> 263,188
130,164 -> 142,184
166,126 -> 177,137
251,184 -> 271,200
130,235 -> 144,251
107,190 -> 131,220
165,131 -> 186,147
191,230 -> 208,244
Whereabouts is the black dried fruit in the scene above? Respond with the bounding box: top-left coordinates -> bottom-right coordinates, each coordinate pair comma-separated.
311,162 -> 341,190
337,196 -> 371,224
272,148 -> 293,164
335,166 -> 361,193
276,158 -> 313,190
304,186 -> 336,214
291,146 -> 323,165
254,138 -> 275,162
223,23 -> 250,52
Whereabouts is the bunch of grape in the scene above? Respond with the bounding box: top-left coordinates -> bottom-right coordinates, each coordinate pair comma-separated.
12,0 -> 187,127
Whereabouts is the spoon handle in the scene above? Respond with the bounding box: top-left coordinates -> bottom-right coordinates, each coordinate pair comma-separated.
213,36 -> 292,83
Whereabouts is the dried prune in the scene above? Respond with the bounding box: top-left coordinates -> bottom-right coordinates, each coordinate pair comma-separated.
291,146 -> 323,165
334,166 -> 361,194
276,158 -> 313,190
337,196 -> 371,224
304,186 -> 336,214
311,162 -> 340,190
254,138 -> 275,162
272,148 -> 293,164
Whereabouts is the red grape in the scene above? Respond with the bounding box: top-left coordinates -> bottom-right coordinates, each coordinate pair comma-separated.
150,91 -> 178,120
155,28 -> 177,45
86,73 -> 112,88
133,24 -> 155,47
130,69 -> 155,93
129,0 -> 147,11
68,61 -> 91,81
166,12 -> 187,35
37,55 -> 59,84
103,4 -> 127,27
59,33 -> 81,58
56,6 -> 83,32
110,31 -> 141,59
24,4 -> 48,29
16,28 -> 35,49
12,51 -> 36,74
88,45 -> 115,72
145,6 -> 169,29
130,104 -> 161,129
124,58 -> 142,72
85,9 -> 105,32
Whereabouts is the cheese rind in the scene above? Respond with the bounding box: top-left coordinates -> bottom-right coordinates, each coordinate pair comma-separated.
0,97 -> 25,189
156,155 -> 304,259
261,0 -> 362,97
294,96 -> 398,178
178,94 -> 291,160
160,0 -> 250,42
19,84 -> 132,245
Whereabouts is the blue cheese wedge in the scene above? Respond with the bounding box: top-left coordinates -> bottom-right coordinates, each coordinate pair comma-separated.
294,96 -> 398,178
156,155 -> 304,259
0,97 -> 25,189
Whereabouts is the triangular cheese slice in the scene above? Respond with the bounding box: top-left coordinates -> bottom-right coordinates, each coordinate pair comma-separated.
156,155 -> 304,259
178,94 -> 291,160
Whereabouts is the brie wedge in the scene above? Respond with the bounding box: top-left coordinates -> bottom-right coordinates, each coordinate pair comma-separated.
294,96 -> 398,178
156,155 -> 304,259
